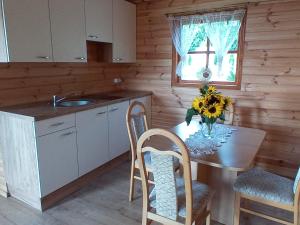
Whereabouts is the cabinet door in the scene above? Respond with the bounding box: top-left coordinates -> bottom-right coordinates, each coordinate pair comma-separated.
130,96 -> 152,128
49,0 -> 87,62
112,0 -> 136,63
108,101 -> 130,159
3,0 -> 53,62
37,127 -> 78,197
85,0 -> 113,43
76,106 -> 109,176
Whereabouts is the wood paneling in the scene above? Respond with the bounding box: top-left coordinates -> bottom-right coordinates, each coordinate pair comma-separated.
0,62 -> 135,107
123,0 -> 300,177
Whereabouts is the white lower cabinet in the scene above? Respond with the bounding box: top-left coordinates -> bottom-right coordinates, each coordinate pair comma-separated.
36,127 -> 78,197
108,101 -> 130,159
76,106 -> 109,176
0,97 -> 149,210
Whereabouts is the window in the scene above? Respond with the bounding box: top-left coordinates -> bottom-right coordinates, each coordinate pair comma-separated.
171,10 -> 246,89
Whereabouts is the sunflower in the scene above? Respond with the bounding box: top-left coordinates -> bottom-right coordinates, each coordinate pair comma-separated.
207,86 -> 217,93
224,96 -> 232,107
203,103 -> 223,118
206,94 -> 221,105
216,94 -> 226,105
192,97 -> 205,112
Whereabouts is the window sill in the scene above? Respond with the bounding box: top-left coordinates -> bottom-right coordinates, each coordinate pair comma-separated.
171,80 -> 241,90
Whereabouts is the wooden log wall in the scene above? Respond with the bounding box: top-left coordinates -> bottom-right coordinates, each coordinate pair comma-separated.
0,63 -> 136,107
0,62 -> 135,197
123,0 -> 300,177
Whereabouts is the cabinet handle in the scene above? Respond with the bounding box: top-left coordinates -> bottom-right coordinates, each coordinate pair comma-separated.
109,108 -> 118,112
97,111 -> 106,115
61,131 -> 74,137
37,56 -> 49,59
50,122 -> 64,127
75,57 -> 85,60
88,35 -> 98,39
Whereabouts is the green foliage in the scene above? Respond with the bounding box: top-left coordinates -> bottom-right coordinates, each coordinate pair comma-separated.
185,108 -> 198,125
227,54 -> 236,82
189,25 -> 206,52
229,39 -> 238,51
188,55 -> 192,65
200,84 -> 209,95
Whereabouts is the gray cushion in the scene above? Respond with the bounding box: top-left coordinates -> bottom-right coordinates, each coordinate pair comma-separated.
293,167 -> 300,194
234,168 -> 294,205
150,177 -> 211,218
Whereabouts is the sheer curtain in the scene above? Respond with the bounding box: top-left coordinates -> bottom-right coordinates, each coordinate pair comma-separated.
168,16 -> 200,77
202,10 -> 245,77
168,10 -> 245,79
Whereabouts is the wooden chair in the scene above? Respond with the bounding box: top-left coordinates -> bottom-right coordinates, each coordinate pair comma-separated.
126,101 -> 151,202
233,167 -> 300,225
223,103 -> 234,125
136,128 -> 213,225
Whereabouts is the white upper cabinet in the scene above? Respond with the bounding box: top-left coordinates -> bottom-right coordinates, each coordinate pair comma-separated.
3,0 -> 53,62
49,0 -> 87,62
113,0 -> 136,63
85,0 -> 113,43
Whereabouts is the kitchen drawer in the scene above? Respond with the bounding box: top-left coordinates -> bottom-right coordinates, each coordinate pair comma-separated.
35,114 -> 75,136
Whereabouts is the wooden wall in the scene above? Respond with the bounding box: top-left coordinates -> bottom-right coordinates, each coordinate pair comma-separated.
0,62 -> 135,107
123,0 -> 300,177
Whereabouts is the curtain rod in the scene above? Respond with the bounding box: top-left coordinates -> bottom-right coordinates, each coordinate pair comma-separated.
165,4 -> 248,17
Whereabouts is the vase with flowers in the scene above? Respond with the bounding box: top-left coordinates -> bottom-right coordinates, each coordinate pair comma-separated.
185,84 -> 232,138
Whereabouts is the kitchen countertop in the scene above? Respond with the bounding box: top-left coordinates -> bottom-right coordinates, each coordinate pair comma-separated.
0,90 -> 152,121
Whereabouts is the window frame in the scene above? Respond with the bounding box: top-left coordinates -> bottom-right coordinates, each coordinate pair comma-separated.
171,10 -> 247,90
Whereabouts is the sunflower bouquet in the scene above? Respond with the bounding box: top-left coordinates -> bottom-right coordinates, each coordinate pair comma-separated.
185,84 -> 232,136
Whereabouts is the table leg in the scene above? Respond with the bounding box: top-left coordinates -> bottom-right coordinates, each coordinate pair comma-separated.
198,164 -> 237,225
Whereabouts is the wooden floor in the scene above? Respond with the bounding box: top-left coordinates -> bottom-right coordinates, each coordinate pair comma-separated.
0,161 -> 293,225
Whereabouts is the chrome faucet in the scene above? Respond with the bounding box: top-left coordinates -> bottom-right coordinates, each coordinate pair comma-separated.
52,95 -> 66,107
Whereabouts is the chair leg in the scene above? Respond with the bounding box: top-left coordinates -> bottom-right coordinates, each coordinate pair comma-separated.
129,164 -> 135,202
294,207 -> 299,225
206,214 -> 211,225
234,192 -> 241,225
142,212 -> 151,225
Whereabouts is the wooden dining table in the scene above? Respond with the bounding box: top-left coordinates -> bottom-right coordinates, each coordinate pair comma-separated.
147,120 -> 266,225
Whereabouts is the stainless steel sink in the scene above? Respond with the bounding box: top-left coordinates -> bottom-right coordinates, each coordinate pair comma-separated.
57,99 -> 94,107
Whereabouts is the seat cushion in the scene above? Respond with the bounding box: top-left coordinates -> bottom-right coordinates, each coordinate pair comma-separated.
234,168 -> 294,205
150,177 -> 211,218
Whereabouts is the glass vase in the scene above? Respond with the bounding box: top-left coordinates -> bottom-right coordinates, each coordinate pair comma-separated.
201,122 -> 216,139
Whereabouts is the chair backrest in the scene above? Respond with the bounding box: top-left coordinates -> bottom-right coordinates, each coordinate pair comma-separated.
126,101 -> 149,161
294,167 -> 300,205
224,103 -> 235,125
136,128 -> 193,224
215,103 -> 234,125
294,167 -> 300,194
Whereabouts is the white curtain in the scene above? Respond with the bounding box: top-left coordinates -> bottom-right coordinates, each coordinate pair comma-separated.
202,10 -> 245,77
168,16 -> 200,77
168,10 -> 245,78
